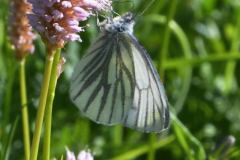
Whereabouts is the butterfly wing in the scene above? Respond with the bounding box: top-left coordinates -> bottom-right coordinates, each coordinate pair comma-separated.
70,33 -> 135,125
70,31 -> 169,133
121,35 -> 170,133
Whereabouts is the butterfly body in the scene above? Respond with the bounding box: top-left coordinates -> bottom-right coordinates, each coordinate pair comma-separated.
70,12 -> 169,133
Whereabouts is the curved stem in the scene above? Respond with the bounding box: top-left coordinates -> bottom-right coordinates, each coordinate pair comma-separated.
163,54 -> 240,69
30,53 -> 54,160
42,49 -> 61,160
19,58 -> 31,160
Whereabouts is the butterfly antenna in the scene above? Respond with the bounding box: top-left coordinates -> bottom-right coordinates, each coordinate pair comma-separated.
134,0 -> 155,19
112,10 -> 120,17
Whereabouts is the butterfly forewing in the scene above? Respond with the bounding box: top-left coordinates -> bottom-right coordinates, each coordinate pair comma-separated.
70,33 -> 135,125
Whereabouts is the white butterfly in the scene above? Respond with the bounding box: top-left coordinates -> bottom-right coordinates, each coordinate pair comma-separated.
70,12 -> 169,133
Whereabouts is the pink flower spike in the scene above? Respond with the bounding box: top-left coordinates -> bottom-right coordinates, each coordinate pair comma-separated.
28,0 -> 112,50
9,0 -> 36,60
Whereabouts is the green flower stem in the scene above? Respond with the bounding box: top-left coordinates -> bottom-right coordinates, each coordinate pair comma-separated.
111,136 -> 175,160
30,52 -> 54,160
112,125 -> 123,148
147,133 -> 156,160
19,58 -> 31,160
43,48 -> 61,160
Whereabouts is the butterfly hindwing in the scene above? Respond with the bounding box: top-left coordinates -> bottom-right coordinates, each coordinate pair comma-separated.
121,35 -> 169,132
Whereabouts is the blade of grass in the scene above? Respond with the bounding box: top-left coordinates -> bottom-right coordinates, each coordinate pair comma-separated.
168,20 -> 193,113
152,0 -> 166,13
1,54 -> 16,158
2,117 -> 19,160
227,147 -> 240,159
148,1 -> 178,158
224,6 -> 240,93
171,112 -> 206,160
111,136 -> 175,160
158,0 -> 178,76
1,0 -> 16,131
145,14 -> 193,112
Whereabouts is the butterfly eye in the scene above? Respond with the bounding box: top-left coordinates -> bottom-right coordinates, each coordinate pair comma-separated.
117,26 -> 125,32
125,18 -> 131,23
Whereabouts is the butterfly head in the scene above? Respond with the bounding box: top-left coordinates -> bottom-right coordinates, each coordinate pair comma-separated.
102,12 -> 135,34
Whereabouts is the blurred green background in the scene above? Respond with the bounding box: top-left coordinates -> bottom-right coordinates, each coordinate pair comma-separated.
0,0 -> 240,159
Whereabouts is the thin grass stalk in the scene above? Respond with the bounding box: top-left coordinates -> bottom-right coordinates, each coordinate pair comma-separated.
112,136 -> 175,160
0,13 -> 16,159
42,49 -> 61,160
2,117 -> 19,160
1,53 -> 16,159
171,112 -> 206,159
2,58 -> 15,129
30,51 -> 54,160
145,14 -> 193,113
224,7 -> 240,93
157,0 -> 178,76
2,35 -> 16,133
1,6 -> 17,157
19,58 -> 31,160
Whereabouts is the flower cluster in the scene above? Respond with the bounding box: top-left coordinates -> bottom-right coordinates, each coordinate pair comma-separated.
66,149 -> 94,160
9,0 -> 35,60
28,0 -> 112,49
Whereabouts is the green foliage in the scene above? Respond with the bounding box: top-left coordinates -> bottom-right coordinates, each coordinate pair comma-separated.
1,0 -> 240,159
